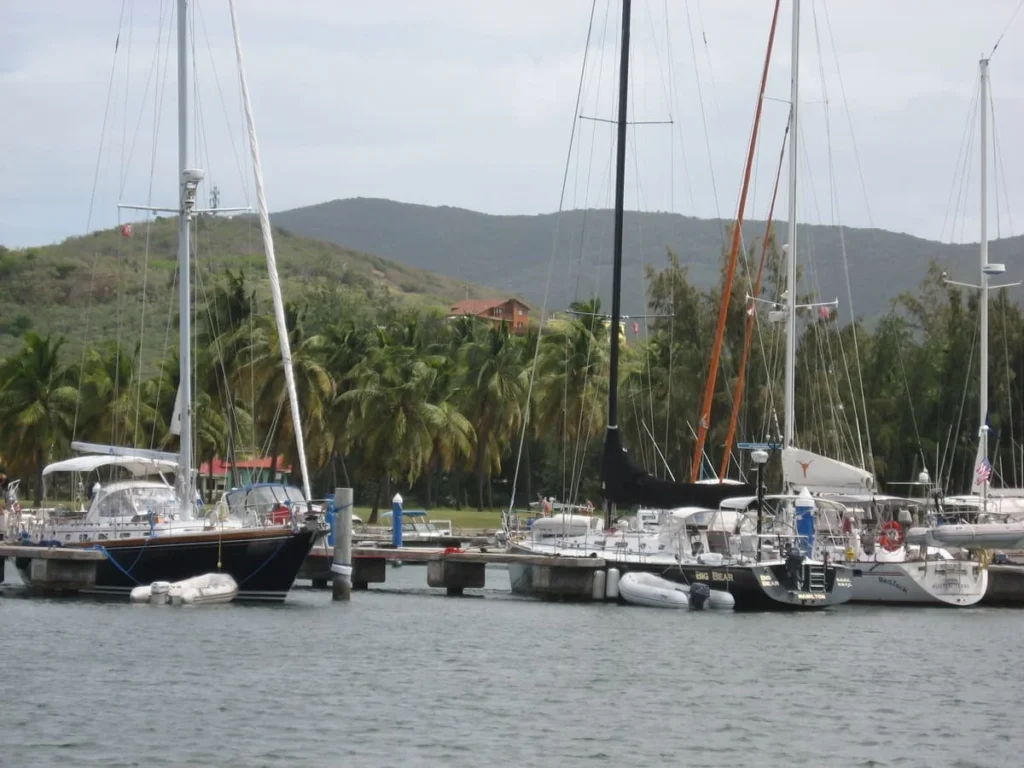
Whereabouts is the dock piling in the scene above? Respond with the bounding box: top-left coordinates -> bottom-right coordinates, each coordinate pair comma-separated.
332,487 -> 353,602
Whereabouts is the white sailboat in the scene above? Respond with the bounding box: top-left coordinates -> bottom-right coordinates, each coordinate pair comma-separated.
9,0 -> 321,601
773,19 -> 987,607
907,55 -> 1024,552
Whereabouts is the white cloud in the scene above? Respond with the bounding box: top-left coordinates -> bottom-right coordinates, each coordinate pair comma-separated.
1,0 -> 1022,248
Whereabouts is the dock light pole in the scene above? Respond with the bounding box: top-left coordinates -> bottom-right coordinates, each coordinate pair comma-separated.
752,449 -> 769,562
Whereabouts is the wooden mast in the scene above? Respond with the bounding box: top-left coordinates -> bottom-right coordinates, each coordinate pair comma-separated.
689,0 -> 782,482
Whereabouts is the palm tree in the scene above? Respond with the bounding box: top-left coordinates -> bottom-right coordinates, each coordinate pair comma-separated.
459,322 -> 528,510
229,303 -> 332,490
340,337 -> 454,521
0,332 -> 79,505
75,340 -> 163,449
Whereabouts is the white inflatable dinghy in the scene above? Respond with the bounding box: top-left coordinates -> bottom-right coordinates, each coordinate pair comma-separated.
130,573 -> 239,605
618,571 -> 735,610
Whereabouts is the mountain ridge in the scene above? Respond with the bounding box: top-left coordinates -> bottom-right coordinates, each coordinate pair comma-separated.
272,197 -> 1024,320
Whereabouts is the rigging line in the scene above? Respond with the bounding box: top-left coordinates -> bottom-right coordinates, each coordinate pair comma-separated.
661,0 -> 697,214
949,74 -> 981,245
624,55 -> 661,474
939,78 -> 981,242
565,1 -> 614,501
990,0 -> 1024,57
682,0 -> 725,244
150,245 -> 179,451
812,4 -> 871,472
120,2 -> 169,200
943,307 -> 980,492
895,318 -> 928,473
506,0 -> 599,518
74,0 -> 128,440
569,0 -> 612,303
999,292 -> 1017,486
196,1 -> 250,195
690,0 -> 781,482
721,119 -> 788,478
135,1 -> 175,447
118,1 -> 134,196
989,83 -> 1017,237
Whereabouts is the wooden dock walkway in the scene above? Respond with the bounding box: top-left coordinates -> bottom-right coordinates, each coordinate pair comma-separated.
300,544 -> 606,598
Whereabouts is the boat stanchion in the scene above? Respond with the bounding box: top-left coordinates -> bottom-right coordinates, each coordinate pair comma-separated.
332,487 -> 353,602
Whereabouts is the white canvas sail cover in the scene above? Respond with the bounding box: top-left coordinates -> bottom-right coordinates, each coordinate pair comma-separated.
782,447 -> 874,494
169,380 -> 184,436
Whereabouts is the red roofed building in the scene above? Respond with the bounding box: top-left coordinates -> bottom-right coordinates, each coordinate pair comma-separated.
449,298 -> 530,333
198,456 -> 292,498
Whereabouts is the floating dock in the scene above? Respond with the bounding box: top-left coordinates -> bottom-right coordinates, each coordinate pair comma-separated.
301,545 -> 605,599
0,544 -> 107,593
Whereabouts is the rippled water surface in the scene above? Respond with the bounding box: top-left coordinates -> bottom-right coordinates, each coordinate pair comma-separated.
1,560 -> 1021,767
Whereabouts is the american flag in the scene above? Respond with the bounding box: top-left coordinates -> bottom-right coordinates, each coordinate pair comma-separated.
975,457 -> 993,486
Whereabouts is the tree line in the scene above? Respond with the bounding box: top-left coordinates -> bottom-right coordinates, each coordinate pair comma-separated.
1,241 -> 1021,518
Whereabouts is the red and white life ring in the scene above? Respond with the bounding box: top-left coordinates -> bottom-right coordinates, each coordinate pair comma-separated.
880,520 -> 904,552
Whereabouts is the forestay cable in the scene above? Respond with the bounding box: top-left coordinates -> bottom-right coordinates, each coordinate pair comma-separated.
227,0 -> 311,501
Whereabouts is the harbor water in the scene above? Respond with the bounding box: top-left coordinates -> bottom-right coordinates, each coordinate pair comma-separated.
2,560 -> 1021,767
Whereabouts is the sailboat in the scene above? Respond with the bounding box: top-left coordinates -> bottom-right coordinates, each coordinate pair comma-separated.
10,0 -> 320,601
800,58 -> 993,606
509,0 -> 853,610
906,55 -> 1024,555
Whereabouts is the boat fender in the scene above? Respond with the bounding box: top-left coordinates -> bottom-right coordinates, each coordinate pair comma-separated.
606,568 -> 620,600
688,582 -> 711,610
592,569 -> 606,601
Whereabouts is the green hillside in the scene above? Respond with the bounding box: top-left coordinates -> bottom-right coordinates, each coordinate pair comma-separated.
0,214 -> 501,358
272,197 -> 1024,321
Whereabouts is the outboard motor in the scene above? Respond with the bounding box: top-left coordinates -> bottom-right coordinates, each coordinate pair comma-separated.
688,582 -> 711,610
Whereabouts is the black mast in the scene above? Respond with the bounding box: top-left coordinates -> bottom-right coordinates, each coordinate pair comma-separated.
606,0 -> 630,433
600,0 -> 753,518
603,0 -> 631,527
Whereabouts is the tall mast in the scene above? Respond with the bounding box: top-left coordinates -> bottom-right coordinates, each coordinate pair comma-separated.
980,56 -> 990,503
783,0 -> 800,448
176,0 -> 201,518
979,57 -> 990,444
606,0 -> 631,435
603,0 -> 631,526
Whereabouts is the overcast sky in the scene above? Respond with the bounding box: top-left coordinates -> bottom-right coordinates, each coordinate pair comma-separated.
1,0 -> 1022,249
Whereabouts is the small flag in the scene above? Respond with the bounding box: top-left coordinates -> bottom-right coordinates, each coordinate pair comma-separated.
746,304 -> 755,317
632,321 -> 640,334
120,223 -> 133,238
975,457 -> 993,486
818,305 -> 831,320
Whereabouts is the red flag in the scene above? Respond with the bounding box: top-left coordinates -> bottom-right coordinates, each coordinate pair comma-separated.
818,305 -> 831,320
120,223 -> 133,238
632,321 -> 639,334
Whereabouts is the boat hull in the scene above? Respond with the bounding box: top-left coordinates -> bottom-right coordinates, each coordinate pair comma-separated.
507,543 -> 851,610
847,559 -> 988,606
15,527 -> 318,602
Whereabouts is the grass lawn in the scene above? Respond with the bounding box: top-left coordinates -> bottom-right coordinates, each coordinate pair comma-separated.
353,506 -> 505,531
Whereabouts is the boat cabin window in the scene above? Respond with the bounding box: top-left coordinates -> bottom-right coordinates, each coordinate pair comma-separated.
92,487 -> 177,518
226,484 -> 306,520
